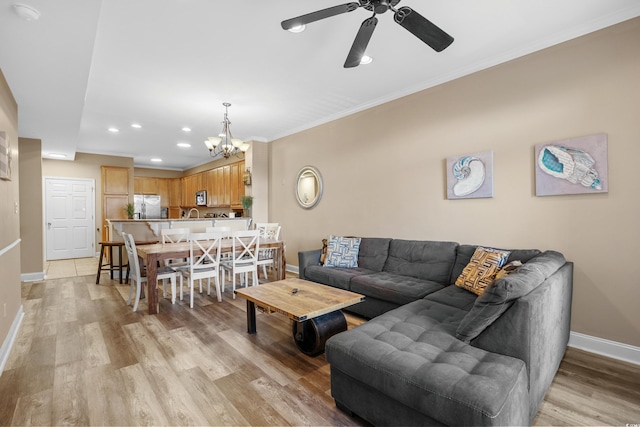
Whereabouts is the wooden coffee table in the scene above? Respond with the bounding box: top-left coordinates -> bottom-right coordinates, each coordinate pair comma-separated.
234,278 -> 365,356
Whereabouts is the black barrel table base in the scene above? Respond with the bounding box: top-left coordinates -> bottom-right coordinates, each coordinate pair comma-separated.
292,310 -> 348,356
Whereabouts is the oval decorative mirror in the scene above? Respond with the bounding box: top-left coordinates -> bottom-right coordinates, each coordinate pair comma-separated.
295,166 -> 323,209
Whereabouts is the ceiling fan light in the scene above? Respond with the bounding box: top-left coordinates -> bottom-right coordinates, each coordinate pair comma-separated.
13,3 -> 40,21
288,24 -> 306,33
360,55 -> 373,65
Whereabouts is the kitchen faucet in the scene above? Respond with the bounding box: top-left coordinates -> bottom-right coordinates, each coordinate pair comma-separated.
187,208 -> 200,218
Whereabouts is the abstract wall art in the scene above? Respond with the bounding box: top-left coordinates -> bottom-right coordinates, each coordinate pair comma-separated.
535,133 -> 608,196
446,150 -> 494,199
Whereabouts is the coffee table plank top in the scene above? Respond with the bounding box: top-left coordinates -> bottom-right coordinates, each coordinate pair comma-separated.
234,278 -> 364,322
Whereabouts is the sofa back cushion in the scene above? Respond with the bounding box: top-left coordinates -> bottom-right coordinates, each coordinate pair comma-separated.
456,250 -> 567,342
358,238 -> 392,272
450,245 -> 542,285
384,239 -> 458,283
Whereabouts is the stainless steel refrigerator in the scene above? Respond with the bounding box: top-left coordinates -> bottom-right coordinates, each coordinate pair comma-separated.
134,194 -> 161,219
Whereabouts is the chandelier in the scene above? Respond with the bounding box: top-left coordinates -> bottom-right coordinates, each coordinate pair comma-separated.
204,102 -> 249,159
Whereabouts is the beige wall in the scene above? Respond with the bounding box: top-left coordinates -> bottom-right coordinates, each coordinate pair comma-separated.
0,69 -> 22,351
270,18 -> 640,347
43,152 -> 134,248
18,138 -> 43,275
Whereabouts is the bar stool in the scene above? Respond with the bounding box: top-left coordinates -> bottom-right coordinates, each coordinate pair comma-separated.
96,241 -> 127,284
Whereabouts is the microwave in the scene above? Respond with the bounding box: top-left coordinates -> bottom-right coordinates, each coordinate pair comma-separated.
195,190 -> 207,206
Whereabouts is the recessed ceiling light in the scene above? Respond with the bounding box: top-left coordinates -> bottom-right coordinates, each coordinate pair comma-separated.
177,142 -> 191,148
150,158 -> 162,163
360,55 -> 373,65
47,153 -> 66,159
288,24 -> 306,33
182,127 -> 192,132
108,127 -> 119,133
131,123 -> 142,129
13,3 -> 40,21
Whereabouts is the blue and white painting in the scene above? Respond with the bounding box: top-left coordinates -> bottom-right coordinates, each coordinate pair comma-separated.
446,151 -> 494,199
535,134 -> 608,196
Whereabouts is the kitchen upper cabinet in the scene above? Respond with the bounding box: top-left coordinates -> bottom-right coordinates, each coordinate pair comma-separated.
168,178 -> 181,207
181,175 -> 193,206
230,162 -> 243,207
134,177 -> 159,194
157,179 -> 169,207
221,165 -> 230,206
204,169 -> 216,206
177,160 -> 244,207
102,166 -> 129,195
101,166 -> 130,241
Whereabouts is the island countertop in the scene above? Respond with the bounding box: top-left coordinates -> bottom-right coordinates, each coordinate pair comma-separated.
106,218 -> 252,241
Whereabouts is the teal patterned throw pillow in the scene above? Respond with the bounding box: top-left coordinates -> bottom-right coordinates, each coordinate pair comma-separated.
324,235 -> 361,268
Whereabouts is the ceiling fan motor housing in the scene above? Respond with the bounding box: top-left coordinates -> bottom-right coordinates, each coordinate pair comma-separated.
362,0 -> 401,14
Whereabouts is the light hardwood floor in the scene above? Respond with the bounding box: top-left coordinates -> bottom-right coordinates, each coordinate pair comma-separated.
1,266 -> 639,426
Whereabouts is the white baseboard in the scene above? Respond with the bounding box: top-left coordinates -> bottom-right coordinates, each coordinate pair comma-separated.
21,271 -> 45,282
0,305 -> 25,375
569,331 -> 640,366
286,264 -> 299,275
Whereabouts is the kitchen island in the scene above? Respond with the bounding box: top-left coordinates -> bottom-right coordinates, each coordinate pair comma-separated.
107,217 -> 252,242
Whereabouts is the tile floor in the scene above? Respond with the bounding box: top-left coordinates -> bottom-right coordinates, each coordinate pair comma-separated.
45,257 -> 100,279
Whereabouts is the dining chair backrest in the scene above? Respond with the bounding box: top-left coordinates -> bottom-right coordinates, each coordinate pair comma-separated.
214,218 -> 251,232
255,223 -> 281,240
205,226 -> 231,237
122,233 -> 141,281
188,232 -> 224,272
231,230 -> 260,266
161,227 -> 189,244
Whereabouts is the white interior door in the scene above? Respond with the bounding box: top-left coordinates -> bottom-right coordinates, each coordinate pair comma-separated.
45,178 -> 95,260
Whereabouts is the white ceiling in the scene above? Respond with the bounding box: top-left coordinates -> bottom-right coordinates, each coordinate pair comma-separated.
1,0 -> 639,170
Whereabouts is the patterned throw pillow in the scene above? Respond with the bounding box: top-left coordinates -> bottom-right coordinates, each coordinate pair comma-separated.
455,247 -> 510,295
320,238 -> 328,265
495,260 -> 523,280
324,235 -> 361,268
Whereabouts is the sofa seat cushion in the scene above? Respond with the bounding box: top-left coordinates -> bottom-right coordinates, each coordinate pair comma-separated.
326,299 -> 529,426
351,272 -> 445,306
304,265 -> 375,291
424,285 -> 477,311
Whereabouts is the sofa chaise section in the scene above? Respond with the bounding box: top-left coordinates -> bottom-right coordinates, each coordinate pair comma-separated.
326,298 -> 530,426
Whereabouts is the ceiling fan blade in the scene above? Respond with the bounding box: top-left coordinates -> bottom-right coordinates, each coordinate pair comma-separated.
394,6 -> 453,52
344,16 -> 378,68
281,2 -> 361,30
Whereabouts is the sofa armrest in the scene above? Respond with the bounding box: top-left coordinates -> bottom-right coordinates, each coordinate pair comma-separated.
298,249 -> 322,280
471,261 -> 573,421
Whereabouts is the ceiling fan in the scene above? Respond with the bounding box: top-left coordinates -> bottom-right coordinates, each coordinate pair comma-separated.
281,0 -> 454,68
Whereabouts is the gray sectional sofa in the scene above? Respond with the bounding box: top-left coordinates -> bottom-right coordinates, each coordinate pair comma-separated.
298,238 -> 573,426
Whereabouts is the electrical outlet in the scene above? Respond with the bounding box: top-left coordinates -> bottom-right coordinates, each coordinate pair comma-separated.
14,201 -> 18,214
3,303 -> 6,318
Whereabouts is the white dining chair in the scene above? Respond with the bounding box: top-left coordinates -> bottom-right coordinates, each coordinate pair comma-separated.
255,223 -> 281,279
221,230 -> 260,298
181,232 -> 224,308
214,218 -> 251,232
161,227 -> 190,266
205,226 -> 231,237
122,232 -> 179,311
